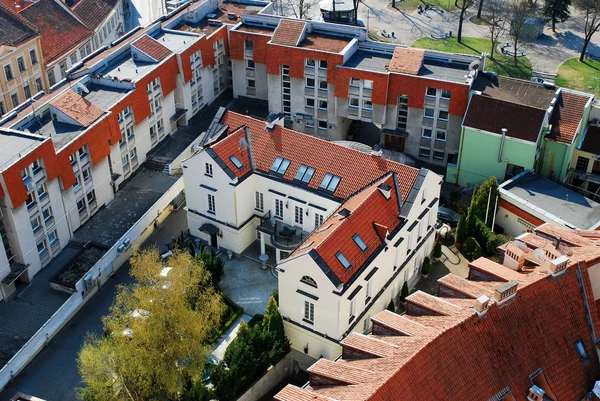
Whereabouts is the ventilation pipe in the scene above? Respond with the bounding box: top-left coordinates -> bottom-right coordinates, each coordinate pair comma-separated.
498,128 -> 507,163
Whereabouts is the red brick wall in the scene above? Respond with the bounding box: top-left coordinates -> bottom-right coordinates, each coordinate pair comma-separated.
229,30 -> 270,64
333,67 -> 390,105
266,44 -> 344,82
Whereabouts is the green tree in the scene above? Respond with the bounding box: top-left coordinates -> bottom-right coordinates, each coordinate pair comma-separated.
199,248 -> 224,286
543,0 -> 571,31
78,249 -> 225,401
387,300 -> 395,312
263,295 -> 284,339
188,241 -> 196,257
463,237 -> 482,260
466,204 -> 477,238
421,257 -> 431,276
433,242 -> 442,258
471,177 -> 499,226
400,281 -> 409,303
456,214 -> 467,244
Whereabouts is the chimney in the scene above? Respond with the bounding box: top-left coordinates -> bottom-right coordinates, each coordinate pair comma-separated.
494,280 -> 518,306
371,144 -> 383,157
527,385 -> 545,401
378,182 -> 392,200
474,295 -> 490,317
498,128 -> 507,163
549,254 -> 569,277
265,113 -> 284,132
502,242 -> 525,271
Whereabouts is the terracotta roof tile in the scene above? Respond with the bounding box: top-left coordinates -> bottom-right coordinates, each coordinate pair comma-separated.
299,33 -> 351,53
212,126 -> 252,177
271,19 -> 305,47
71,0 -> 120,30
387,47 -> 424,75
549,91 -> 590,144
369,309 -> 432,337
20,0 -> 92,63
50,89 -> 104,127
0,2 -> 37,46
132,34 -> 172,62
274,386 -> 335,401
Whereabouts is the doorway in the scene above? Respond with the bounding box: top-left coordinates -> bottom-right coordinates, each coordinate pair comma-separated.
210,233 -> 218,248
385,134 -> 405,152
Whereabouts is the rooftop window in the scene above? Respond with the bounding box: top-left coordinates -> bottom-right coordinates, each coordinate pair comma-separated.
353,234 -> 367,251
294,165 -> 315,183
575,339 -> 589,362
230,156 -> 243,169
336,252 -> 351,269
270,157 -> 291,174
319,173 -> 341,192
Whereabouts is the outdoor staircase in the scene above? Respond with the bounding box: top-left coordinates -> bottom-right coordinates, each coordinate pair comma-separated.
144,158 -> 168,172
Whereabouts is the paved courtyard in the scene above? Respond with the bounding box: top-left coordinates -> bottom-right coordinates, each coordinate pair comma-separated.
413,244 -> 470,295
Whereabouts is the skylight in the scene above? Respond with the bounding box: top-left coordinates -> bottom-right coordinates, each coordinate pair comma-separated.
270,157 -> 291,174
336,252 -> 351,269
294,165 -> 315,183
230,156 -> 243,169
353,234 -> 367,251
319,173 -> 341,192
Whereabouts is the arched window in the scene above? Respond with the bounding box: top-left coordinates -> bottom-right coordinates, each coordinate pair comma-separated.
300,275 -> 318,288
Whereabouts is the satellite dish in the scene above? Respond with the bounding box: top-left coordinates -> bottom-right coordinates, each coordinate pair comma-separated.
468,60 -> 481,71
75,81 -> 89,94
513,240 -> 528,251
239,137 -> 248,150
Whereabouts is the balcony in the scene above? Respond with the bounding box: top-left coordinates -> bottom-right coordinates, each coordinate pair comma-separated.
258,213 -> 309,251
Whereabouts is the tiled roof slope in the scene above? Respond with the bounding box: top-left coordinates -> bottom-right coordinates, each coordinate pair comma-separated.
276,226 -> 600,401
132,35 -> 171,62
464,94 -> 546,142
212,126 -> 252,177
50,89 -> 104,127
71,0 -> 119,30
271,19 -> 305,47
0,2 -> 37,46
292,174 -> 402,284
548,91 -> 590,144
387,47 -> 424,75
20,0 -> 92,63
217,111 -> 420,201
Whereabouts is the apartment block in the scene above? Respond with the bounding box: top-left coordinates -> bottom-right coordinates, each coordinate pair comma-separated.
183,110 -> 441,360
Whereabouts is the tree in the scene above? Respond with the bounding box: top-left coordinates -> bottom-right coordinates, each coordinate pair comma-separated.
421,257 -> 431,276
199,248 -> 224,286
456,214 -> 468,244
433,242 -> 442,258
188,241 -> 196,257
542,0 -> 570,31
466,203 -> 477,237
477,0 -> 485,18
263,295 -> 284,339
285,0 -> 318,19
400,281 -> 409,303
508,0 -> 535,65
470,177 -> 500,226
456,0 -> 477,42
387,299 -> 395,312
486,0 -> 508,58
78,249 -> 225,401
578,0 -> 600,61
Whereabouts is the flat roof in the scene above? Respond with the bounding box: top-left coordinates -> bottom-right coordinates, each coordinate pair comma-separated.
173,1 -> 263,35
83,84 -> 131,110
502,171 -> 600,229
152,31 -> 200,53
0,129 -> 45,170
472,74 -> 556,109
26,115 -> 85,150
298,33 -> 352,53
344,50 -> 390,72
234,23 -> 275,35
99,54 -> 157,82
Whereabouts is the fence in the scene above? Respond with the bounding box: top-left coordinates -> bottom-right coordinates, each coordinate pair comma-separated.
236,352 -> 293,401
0,177 -> 185,392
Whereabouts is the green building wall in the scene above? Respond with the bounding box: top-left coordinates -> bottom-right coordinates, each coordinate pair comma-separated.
540,140 -> 569,182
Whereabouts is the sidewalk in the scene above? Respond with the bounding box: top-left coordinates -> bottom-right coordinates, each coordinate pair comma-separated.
211,313 -> 253,362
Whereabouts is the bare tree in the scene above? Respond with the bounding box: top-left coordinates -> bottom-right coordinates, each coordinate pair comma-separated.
507,0 -> 535,65
477,0 -> 485,18
456,0 -> 477,42
285,0 -> 317,18
578,0 -> 600,61
352,0 -> 361,18
487,0 -> 507,58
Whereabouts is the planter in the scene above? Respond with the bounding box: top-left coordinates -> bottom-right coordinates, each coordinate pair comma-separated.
455,242 -> 462,249
421,274 -> 429,279
227,249 -> 233,260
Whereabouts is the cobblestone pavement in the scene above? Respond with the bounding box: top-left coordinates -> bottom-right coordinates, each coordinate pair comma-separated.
413,244 -> 470,295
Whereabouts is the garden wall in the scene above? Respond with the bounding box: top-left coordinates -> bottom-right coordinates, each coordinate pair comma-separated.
236,351 -> 293,401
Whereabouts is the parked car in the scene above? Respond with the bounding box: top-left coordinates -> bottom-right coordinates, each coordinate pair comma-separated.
437,207 -> 461,226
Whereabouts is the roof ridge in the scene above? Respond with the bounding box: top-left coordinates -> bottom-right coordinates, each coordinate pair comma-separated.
478,92 -> 550,111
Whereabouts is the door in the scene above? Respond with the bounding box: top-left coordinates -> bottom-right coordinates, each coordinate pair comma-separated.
210,233 -> 218,248
385,134 -> 405,152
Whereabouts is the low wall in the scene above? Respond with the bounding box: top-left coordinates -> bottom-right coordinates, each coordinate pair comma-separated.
236,352 -> 293,401
0,177 -> 185,392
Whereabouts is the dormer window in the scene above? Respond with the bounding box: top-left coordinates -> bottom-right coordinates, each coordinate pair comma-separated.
353,234 -> 367,251
270,157 -> 290,174
294,165 -> 315,183
230,156 -> 243,169
336,251 -> 351,269
319,173 -> 341,192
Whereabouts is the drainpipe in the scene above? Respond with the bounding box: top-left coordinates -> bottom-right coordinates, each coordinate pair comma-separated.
498,128 -> 507,163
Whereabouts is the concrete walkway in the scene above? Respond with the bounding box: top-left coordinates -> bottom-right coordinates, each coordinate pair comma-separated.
211,313 -> 253,362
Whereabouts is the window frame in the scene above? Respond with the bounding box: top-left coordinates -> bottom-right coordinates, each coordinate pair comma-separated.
336,251 -> 351,269
255,191 -> 264,211
207,193 -> 216,214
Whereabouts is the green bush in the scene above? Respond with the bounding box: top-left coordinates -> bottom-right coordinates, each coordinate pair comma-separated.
456,215 -> 467,244
181,379 -> 215,401
188,241 -> 196,257
208,294 -> 243,343
271,289 -> 279,305
463,237 -> 482,260
386,300 -> 395,312
248,314 -> 264,328
433,242 -> 442,258
421,257 -> 431,275
199,249 -> 224,286
400,281 -> 409,303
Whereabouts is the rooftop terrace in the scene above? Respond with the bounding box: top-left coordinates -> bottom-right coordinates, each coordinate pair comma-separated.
0,129 -> 45,171
174,1 -> 264,35
153,30 -> 200,53
234,22 -> 274,35
99,53 -> 158,82
83,84 -> 130,110
298,33 -> 352,53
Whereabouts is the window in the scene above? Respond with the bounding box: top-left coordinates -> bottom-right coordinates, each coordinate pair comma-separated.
305,58 -> 315,67
314,213 -> 324,228
77,198 -> 86,213
31,215 -> 41,233
4,64 -> 13,81
349,298 -> 356,319
300,275 -> 318,288
363,314 -> 371,333
255,191 -> 263,211
317,120 -> 327,130
350,77 -> 360,87
319,79 -> 327,90
17,57 -> 25,72
436,130 -> 446,141
82,167 -> 91,183
576,156 -> 589,171
47,70 -> 56,86
305,97 -> 315,108
70,53 -> 78,65
438,110 -> 449,121
87,190 -> 96,205
319,60 -> 328,69
363,79 -> 373,89
48,230 -> 59,248
275,198 -> 284,219
426,87 -> 437,97
336,251 -> 351,269
419,148 -> 431,158
230,156 -> 243,169
130,148 -> 137,164
73,175 -> 82,192
205,163 -> 213,176
270,157 -> 291,174
24,83 -> 31,100
42,206 -> 53,224
424,108 -> 435,118
207,193 -> 216,213
295,206 -> 304,225
30,49 -> 38,65
35,78 -> 43,93
303,300 -> 314,323
295,165 -> 315,183
37,183 -> 48,200
349,97 -> 359,108
505,163 -> 525,180
246,59 -> 255,69
365,278 -> 372,302
305,119 -> 314,128
154,98 -> 162,112
245,39 -> 253,50
363,99 -> 373,110
126,126 -> 134,140
0,101 -> 5,116
594,160 -> 600,174
433,151 -> 445,160
306,78 -> 315,88
575,340 -> 589,362
353,234 -> 367,251
422,128 -> 432,138
318,100 -> 327,110
319,173 -> 341,191
37,239 -> 47,256
122,154 -> 129,169
441,89 -> 451,99
59,61 -> 67,78
11,93 -> 19,108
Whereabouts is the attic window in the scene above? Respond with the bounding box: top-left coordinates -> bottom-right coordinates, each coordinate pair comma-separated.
300,275 -> 318,288
230,156 -> 243,169
353,234 -> 367,251
270,157 -> 291,174
294,165 -> 315,183
319,173 -> 341,192
575,339 -> 589,362
317,223 -> 332,233
336,252 -> 351,269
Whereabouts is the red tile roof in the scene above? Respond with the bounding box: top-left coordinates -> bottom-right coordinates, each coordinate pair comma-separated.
387,47 -> 424,75
0,2 -> 37,46
71,0 -> 119,30
271,19 -> 305,47
20,0 -> 92,63
212,126 -> 252,177
276,226 -> 600,401
216,111 -> 420,201
299,33 -> 352,53
50,89 -> 104,127
132,34 -> 172,62
548,91 -> 590,144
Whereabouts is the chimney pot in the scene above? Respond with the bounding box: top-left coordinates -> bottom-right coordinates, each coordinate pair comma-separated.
494,280 -> 518,305
474,295 -> 490,317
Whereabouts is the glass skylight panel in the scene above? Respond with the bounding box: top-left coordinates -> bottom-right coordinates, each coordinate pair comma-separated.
277,158 -> 290,174
353,234 -> 367,251
271,157 -> 283,171
320,173 -> 341,191
230,156 -> 243,169
320,173 -> 333,189
295,165 -> 307,180
336,252 -> 351,269
295,165 -> 315,183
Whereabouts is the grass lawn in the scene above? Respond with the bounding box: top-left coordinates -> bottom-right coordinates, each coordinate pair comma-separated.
412,37 -> 533,80
555,58 -> 600,96
390,0 -> 455,13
